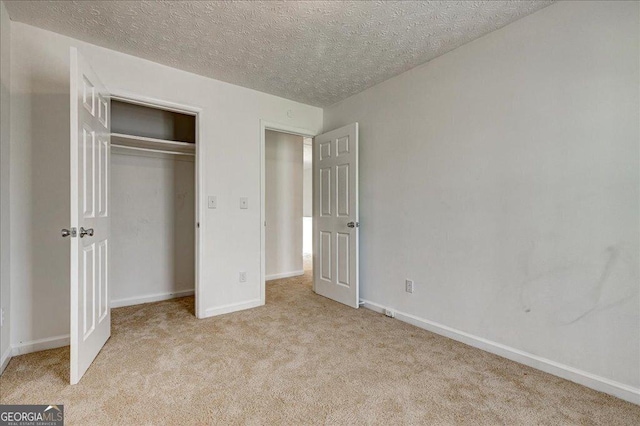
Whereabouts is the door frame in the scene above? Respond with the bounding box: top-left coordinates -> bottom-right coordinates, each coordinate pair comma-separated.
259,120 -> 317,305
109,89 -> 205,318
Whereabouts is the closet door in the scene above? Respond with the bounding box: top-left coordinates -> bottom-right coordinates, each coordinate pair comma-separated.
69,47 -> 111,384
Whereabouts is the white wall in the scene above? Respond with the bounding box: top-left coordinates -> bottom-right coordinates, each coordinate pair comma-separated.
303,140 -> 312,217
303,140 -> 313,255
303,218 -> 312,255
265,130 -> 303,280
10,22 -> 322,349
110,151 -> 195,307
324,0 -> 639,400
0,0 -> 11,372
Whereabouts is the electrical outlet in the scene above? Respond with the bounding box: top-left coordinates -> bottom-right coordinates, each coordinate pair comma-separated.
405,279 -> 414,293
384,309 -> 395,318
239,272 -> 247,283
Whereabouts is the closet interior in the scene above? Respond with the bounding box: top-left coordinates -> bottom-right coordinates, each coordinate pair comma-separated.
109,99 -> 197,311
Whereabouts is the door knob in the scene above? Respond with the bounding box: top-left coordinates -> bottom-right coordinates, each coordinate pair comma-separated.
61,227 -> 77,238
79,227 -> 94,238
347,221 -> 359,228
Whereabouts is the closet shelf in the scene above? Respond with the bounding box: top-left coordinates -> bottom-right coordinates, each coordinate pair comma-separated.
111,133 -> 195,155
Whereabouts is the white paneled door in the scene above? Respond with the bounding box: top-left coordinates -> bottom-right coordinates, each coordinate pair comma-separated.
313,123 -> 359,308
69,47 -> 111,384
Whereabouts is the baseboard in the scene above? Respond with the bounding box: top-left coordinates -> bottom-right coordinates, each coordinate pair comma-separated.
110,289 -> 195,308
0,346 -> 11,375
361,299 -> 640,405
11,334 -> 70,357
266,270 -> 304,281
201,299 -> 263,319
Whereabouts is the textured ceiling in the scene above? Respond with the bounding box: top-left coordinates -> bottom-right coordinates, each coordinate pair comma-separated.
5,1 -> 553,107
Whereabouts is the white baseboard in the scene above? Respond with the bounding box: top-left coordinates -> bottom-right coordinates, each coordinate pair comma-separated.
0,346 -> 11,375
11,334 -> 70,357
110,289 -> 194,308
361,299 -> 640,405
201,299 -> 263,319
266,270 -> 304,281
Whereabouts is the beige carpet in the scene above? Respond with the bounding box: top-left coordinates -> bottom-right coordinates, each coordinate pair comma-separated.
1,265 -> 639,425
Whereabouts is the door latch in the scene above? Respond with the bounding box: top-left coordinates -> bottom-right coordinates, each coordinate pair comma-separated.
61,227 -> 77,238
347,221 -> 359,228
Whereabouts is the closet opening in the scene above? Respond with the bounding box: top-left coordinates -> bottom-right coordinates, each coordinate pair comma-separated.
110,96 -> 200,316
264,129 -> 313,297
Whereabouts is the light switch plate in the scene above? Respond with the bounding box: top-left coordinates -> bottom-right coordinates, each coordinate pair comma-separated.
208,196 -> 217,209
240,197 -> 248,209
405,279 -> 414,293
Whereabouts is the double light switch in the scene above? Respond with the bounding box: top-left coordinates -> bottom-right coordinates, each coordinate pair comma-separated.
207,196 -> 249,209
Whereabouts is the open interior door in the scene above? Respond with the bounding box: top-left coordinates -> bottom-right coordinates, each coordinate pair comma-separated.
313,123 -> 359,308
69,47 -> 111,384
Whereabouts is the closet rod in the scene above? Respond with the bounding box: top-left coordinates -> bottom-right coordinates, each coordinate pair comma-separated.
111,144 -> 195,157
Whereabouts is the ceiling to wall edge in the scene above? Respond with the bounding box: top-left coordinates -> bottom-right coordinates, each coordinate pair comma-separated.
4,1 -> 555,108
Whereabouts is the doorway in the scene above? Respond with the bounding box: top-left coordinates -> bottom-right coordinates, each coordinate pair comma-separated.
260,122 -> 317,304
302,138 -> 313,263
68,46 -> 204,383
259,121 -> 360,308
109,97 -> 199,316
264,130 -> 312,285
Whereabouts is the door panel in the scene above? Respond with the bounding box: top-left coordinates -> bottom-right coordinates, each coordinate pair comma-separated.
336,164 -> 349,217
320,167 -> 331,216
98,136 -> 109,217
82,126 -> 96,217
70,47 -> 111,384
337,232 -> 350,287
313,123 -> 359,308
320,231 -> 332,281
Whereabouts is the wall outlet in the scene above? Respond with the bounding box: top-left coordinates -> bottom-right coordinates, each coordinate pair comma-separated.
239,272 -> 247,283
405,279 -> 414,293
384,309 -> 395,318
